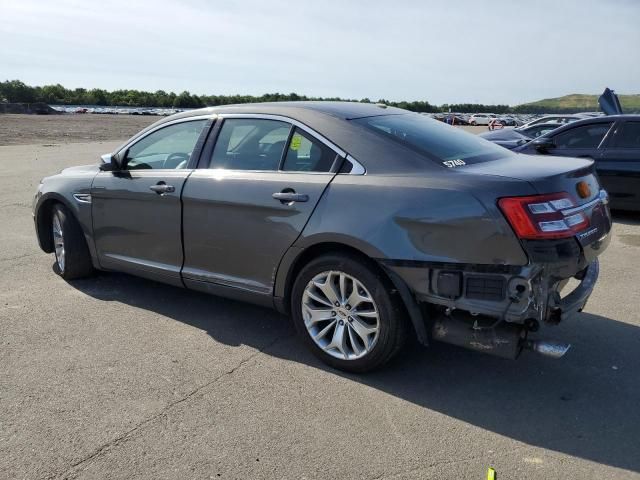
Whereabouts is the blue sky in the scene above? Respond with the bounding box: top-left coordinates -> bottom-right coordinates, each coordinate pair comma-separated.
1,0 -> 638,105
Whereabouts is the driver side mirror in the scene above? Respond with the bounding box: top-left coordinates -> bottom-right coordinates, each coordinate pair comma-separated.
99,152 -> 123,171
531,137 -> 555,153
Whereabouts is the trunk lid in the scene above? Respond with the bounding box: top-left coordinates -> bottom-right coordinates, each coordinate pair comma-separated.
598,87 -> 623,115
461,154 -> 611,258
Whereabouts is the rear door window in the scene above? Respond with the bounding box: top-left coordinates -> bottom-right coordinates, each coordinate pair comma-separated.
281,128 -> 337,172
611,122 -> 640,148
209,118 -> 291,170
552,123 -> 613,149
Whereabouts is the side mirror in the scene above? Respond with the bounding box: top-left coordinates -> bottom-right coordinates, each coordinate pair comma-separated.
531,137 -> 555,153
99,152 -> 121,171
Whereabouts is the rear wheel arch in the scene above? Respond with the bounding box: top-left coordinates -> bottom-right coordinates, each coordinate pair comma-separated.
279,242 -> 428,345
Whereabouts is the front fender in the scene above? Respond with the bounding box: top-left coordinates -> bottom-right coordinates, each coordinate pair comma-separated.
33,173 -> 98,267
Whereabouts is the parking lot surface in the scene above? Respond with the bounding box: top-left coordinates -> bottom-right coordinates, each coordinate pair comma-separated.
1,139 -> 639,479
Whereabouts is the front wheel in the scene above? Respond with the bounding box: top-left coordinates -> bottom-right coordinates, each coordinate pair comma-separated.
51,204 -> 94,280
291,254 -> 407,373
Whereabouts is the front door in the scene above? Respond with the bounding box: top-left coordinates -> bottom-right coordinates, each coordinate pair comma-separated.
544,122 -> 614,161
181,117 -> 340,298
92,119 -> 209,286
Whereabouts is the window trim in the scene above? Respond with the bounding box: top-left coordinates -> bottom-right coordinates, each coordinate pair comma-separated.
115,115 -> 215,171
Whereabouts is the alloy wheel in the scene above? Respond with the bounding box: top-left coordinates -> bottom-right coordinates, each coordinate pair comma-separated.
302,270 -> 380,360
52,213 -> 65,273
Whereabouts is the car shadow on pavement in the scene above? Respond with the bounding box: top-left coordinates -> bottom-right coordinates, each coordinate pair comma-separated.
69,270 -> 640,474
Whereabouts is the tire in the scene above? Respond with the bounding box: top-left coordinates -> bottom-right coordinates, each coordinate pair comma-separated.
291,253 -> 407,373
51,204 -> 94,280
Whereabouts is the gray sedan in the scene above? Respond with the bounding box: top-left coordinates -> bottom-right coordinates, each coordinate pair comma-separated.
33,102 -> 612,371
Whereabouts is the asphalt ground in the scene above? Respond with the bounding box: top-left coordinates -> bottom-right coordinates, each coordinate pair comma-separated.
1,120 -> 639,479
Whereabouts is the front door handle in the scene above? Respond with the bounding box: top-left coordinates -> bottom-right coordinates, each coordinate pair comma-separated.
272,192 -> 309,203
149,182 -> 175,194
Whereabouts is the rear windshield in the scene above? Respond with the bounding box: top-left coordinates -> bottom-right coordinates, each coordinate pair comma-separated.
352,113 -> 510,167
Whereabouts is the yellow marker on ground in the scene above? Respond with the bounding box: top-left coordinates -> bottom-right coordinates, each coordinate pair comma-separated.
487,467 -> 496,480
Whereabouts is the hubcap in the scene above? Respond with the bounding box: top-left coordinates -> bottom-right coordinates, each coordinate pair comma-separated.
52,213 -> 65,272
302,270 -> 380,360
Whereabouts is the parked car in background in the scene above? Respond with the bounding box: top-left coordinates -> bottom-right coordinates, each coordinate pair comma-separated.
480,123 -> 563,149
468,113 -> 496,125
33,102 -> 611,372
520,115 -> 584,128
516,115 -> 640,211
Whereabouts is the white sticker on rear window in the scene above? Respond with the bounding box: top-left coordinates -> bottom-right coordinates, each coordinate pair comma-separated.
443,159 -> 466,168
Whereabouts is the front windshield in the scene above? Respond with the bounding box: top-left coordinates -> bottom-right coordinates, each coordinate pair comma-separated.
352,113 -> 510,167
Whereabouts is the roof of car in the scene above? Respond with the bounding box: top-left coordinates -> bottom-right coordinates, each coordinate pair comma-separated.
166,101 -> 409,123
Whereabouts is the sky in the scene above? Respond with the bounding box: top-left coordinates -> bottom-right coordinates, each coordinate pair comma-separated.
1,0 -> 638,105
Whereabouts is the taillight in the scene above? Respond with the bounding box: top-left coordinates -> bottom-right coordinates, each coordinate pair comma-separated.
498,192 -> 589,240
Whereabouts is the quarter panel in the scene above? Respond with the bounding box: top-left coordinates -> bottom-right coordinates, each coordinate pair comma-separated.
294,173 -> 531,266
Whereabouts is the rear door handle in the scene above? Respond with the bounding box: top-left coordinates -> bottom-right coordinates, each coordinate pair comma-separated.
149,183 -> 175,194
272,192 -> 309,203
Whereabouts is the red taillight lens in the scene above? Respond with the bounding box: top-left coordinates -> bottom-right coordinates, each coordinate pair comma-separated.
498,192 -> 589,240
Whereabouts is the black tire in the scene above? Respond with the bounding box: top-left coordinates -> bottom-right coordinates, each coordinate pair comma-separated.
51,204 -> 94,280
291,253 -> 407,373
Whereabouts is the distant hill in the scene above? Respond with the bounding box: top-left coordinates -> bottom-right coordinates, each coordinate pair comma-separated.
516,93 -> 640,113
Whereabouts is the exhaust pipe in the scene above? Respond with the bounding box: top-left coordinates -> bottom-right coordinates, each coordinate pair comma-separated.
523,340 -> 571,359
432,312 -> 571,360
432,313 -> 524,359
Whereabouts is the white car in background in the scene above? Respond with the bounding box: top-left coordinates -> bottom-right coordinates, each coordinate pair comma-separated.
468,113 -> 496,125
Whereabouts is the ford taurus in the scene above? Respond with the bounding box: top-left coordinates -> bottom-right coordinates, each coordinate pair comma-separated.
33,102 -> 612,372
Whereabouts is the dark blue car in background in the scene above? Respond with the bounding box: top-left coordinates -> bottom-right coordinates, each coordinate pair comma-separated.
515,115 -> 640,211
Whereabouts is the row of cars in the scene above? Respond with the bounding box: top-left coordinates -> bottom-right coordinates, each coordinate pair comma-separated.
479,89 -> 640,211
51,106 -> 184,116
429,112 -> 602,127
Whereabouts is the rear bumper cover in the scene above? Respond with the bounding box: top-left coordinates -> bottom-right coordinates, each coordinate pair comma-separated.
381,238 -> 605,326
554,259 -> 599,320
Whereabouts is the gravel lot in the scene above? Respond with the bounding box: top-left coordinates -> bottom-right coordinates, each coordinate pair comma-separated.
1,115 -> 639,479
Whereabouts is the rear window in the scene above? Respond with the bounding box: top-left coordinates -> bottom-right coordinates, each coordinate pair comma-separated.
352,113 -> 510,167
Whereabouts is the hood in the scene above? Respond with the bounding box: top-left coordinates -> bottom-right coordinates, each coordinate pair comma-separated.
598,87 -> 623,115
60,164 -> 101,175
479,129 -> 529,142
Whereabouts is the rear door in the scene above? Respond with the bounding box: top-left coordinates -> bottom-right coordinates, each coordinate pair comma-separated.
598,120 -> 640,209
92,118 -> 210,285
181,115 -> 343,298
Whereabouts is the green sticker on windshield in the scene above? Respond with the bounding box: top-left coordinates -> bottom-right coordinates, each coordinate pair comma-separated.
290,134 -> 302,151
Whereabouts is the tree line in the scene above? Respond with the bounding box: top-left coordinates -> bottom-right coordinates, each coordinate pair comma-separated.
0,79 -> 574,113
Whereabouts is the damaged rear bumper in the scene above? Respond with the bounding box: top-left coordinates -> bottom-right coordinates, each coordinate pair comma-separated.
380,236 -> 606,359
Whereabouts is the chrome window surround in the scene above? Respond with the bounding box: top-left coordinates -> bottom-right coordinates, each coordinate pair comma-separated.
114,112 -> 366,175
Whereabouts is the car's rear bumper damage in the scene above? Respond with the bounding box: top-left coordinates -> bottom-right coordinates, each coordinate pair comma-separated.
381,231 -> 609,359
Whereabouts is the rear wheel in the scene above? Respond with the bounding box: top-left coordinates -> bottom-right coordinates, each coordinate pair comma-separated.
51,204 -> 94,280
291,254 -> 407,372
